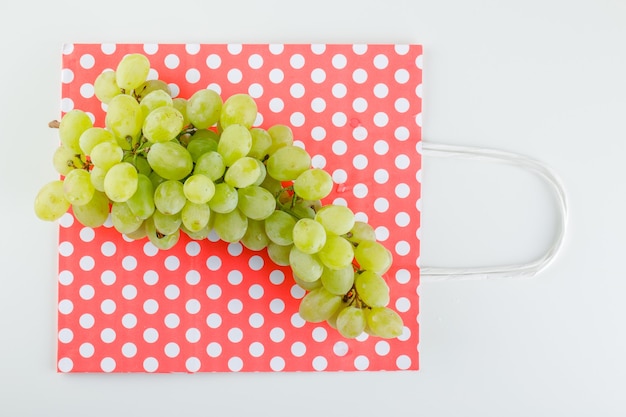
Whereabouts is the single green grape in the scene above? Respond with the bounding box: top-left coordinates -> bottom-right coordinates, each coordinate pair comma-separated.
267,242 -> 292,266
110,201 -> 143,234
139,89 -> 173,118
126,174 -> 155,219
116,53 -> 150,91
217,124 -> 252,166
63,168 -> 94,206
292,218 -> 327,254
154,180 -> 186,215
145,216 -> 180,250
186,89 -> 222,129
336,306 -> 367,338
224,157 -> 261,188
266,145 -> 311,181
320,265 -> 355,295
241,219 -> 270,251
143,106 -> 184,143
181,200 -> 211,233
135,79 -> 171,102
59,110 -> 93,154
90,141 -> 123,170
94,70 -> 120,104
72,190 -> 110,228
34,180 -> 70,221
52,145 -> 84,175
105,94 -> 144,141
315,204 -> 355,235
248,127 -> 273,159
354,240 -> 393,274
354,270 -> 390,308
289,246 -> 324,282
220,93 -> 257,129
293,168 -> 334,201
266,124 -> 293,155
236,186 -> 276,221
79,127 -> 116,156
186,131 -> 218,162
194,151 -> 225,181
213,208 -> 248,243
298,287 -> 343,323
365,307 -> 404,339
264,210 -> 297,246
103,162 -> 138,203
147,141 -> 193,180
183,174 -> 215,204
318,234 -> 354,270
153,209 -> 182,235
347,221 -> 376,244
208,182 -> 238,214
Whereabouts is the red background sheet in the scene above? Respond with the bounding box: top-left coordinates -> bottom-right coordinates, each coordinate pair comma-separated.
56,43 -> 422,372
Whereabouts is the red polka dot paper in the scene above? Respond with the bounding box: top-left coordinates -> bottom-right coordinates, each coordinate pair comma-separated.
56,43 -> 423,373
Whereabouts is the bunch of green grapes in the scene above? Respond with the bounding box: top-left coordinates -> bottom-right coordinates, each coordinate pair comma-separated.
34,52 -> 404,340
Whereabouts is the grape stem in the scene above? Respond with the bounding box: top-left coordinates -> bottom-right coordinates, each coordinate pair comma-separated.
48,120 -> 60,128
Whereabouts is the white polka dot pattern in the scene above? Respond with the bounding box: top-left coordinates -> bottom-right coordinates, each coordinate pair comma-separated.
57,43 -> 422,373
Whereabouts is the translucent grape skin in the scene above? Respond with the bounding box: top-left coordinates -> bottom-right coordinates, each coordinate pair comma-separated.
103,162 -> 138,203
336,306 -> 367,339
147,141 -> 193,180
115,53 -> 150,91
62,168 -> 94,206
365,307 -> 404,339
292,218 -> 327,254
220,93 -> 257,129
354,240 -> 393,274
213,208 -> 248,243
186,89 -> 222,129
94,70 -> 120,104
298,287 -> 343,323
34,180 -> 70,221
266,145 -> 311,181
59,110 -> 93,153
72,190 -> 110,228
354,270 -> 390,308
105,94 -> 144,142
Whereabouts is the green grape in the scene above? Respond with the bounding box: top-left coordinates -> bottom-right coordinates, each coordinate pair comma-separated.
79,127 -> 116,155
186,131 -> 218,162
236,186 -> 276,220
139,89 -> 173,118
208,182 -> 238,214
289,247 -> 323,282
224,157 -> 261,188
181,201 -> 211,232
105,94 -> 144,141
111,201 -> 143,234
336,306 -> 367,338
116,53 -> 150,91
264,210 -> 296,245
293,275 -> 322,291
213,208 -> 248,243
143,106 -> 184,143
267,242 -> 292,266
183,174 -> 215,204
123,154 -> 152,176
90,166 -> 107,192
293,168 -> 333,201
94,70 -> 120,104
52,145 -> 83,175
135,79 -> 171,102
298,287 -> 342,323
126,174 -> 155,219
252,159 -> 267,186
153,209 -> 182,235
172,98 -> 190,128
147,141 -> 193,180
149,171 -> 166,190
103,162 -> 138,203
292,218 -> 327,254
90,141 -> 123,170
320,264 -> 355,295
217,124 -> 252,166
354,240 -> 393,274
125,221 -> 147,240
71,190 -> 109,228
248,127 -> 273,159
266,124 -> 293,155
154,180 -> 186,215
290,199 -> 317,219
182,222 -> 211,241
241,219 -> 269,251
365,307 -> 404,339
194,151 -> 225,181
145,217 -> 180,250
63,168 -> 94,206
59,110 -> 93,153
354,270 -> 390,308
34,180 -> 70,221
315,204 -> 355,235
347,221 -> 376,244
266,145 -> 311,181
220,93 -> 257,129
326,300 -> 348,329
318,234 -> 354,270
187,89 -> 222,129
259,174 -> 283,196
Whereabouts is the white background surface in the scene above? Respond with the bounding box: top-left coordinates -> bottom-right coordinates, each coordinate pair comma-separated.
1,0 -> 625,415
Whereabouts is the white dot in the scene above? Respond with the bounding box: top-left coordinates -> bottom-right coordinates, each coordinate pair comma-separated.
290,112 -> 305,127
79,285 -> 95,300
100,241 -> 116,257
249,255 -> 264,271
374,169 -> 389,184
332,140 -> 348,156
290,54 -> 305,69
186,68 -> 201,83
227,68 -> 243,84
58,357 -> 73,373
122,342 -> 137,358
60,98 -> 74,113
352,68 -> 368,84
269,68 -> 284,83
227,44 -> 243,54
416,54 -> 424,69
354,355 -> 370,371
207,256 -> 222,271
395,68 -> 410,84
143,299 -> 159,314
165,284 -> 180,300
164,313 -> 180,328
396,355 -> 412,370
396,241 -> 411,256
416,169 -> 423,183
373,112 -> 389,127
375,226 -> 390,241
290,285 -> 306,300
206,284 -> 222,300
395,154 -> 410,169
353,183 -> 368,198
186,328 -> 201,343
395,44 -> 410,55
79,227 -> 95,242
352,126 -> 368,141
270,327 -> 285,342
58,328 -> 73,344
122,313 -> 137,329
396,297 -> 411,312
80,83 -> 94,98
228,328 -> 244,343
122,256 -> 137,271
374,140 -> 389,155
416,198 -> 423,212
61,68 -> 74,84
416,83 -> 423,98
248,53 -> 263,69
79,342 -> 95,358
352,154 -> 368,170
186,357 -> 201,372
165,342 -> 180,358
374,83 -> 389,98
374,197 -> 389,213
332,111 -> 347,127
352,97 -> 368,113
312,327 -> 327,342
332,83 -> 347,99
186,241 -> 201,256
270,357 -> 285,372
374,54 -> 389,69
142,44 -> 158,54
311,154 -> 326,169
248,284 -> 264,300
228,299 -> 244,314
143,357 -> 159,373
270,298 -> 285,314
396,269 -> 411,284
164,54 -> 180,69
269,97 -> 284,112
291,341 -> 306,357
249,312 -> 264,328
80,54 -> 95,69
79,313 -> 94,329
332,169 -> 348,184
248,342 -> 264,358
269,270 -> 285,285
312,356 -> 328,371
100,328 -> 116,343
395,126 -> 410,141
395,183 -> 411,199
375,341 -> 391,356
122,284 -> 137,300
100,357 -> 116,373
99,299 -> 115,315
311,44 -> 326,54
79,256 -> 95,271
143,328 -> 159,343
185,270 -> 200,285
228,270 -> 243,285
185,44 -> 200,54
415,113 -> 423,127
58,270 -> 73,286
310,97 -> 326,113
290,83 -> 305,98
248,83 -> 263,98
206,342 -> 222,358
395,97 -> 410,113
58,241 -> 74,257
332,54 -> 347,69
310,68 -> 326,83
206,313 -> 222,328
186,299 -> 201,314
227,357 -> 243,372
206,54 -> 221,69
333,341 -> 349,357
143,242 -> 158,256
143,270 -> 158,286
165,255 -> 180,271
